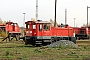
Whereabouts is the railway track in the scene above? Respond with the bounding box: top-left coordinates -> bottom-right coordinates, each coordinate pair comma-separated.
76,40 -> 90,46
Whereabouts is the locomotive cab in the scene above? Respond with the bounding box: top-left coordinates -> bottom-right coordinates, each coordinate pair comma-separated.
25,20 -> 51,45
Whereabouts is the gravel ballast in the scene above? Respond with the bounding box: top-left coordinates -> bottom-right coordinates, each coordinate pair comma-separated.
47,40 -> 78,48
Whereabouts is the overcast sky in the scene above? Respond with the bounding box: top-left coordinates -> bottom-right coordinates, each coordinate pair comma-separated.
0,0 -> 90,27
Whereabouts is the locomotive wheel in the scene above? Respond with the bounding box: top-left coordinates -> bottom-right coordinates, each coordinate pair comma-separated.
15,35 -> 19,41
25,40 -> 28,45
50,38 -> 54,44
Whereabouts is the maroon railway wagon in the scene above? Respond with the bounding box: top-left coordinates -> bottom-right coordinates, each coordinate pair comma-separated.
73,27 -> 90,40
23,20 -> 76,46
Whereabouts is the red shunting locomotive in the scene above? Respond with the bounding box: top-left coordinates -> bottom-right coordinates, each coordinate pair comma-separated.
2,22 -> 21,41
24,20 -> 76,46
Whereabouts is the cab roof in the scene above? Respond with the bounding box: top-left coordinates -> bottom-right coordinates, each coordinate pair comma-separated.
25,20 -> 51,24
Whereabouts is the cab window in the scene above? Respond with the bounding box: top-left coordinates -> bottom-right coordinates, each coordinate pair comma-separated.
26,24 -> 29,29
44,24 -> 50,30
33,24 -> 36,29
39,24 -> 42,31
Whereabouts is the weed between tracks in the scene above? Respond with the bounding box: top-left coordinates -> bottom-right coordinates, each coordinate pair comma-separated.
0,39 -> 90,60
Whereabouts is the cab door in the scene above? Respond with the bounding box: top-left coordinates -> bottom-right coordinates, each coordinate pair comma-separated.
35,23 -> 43,39
42,24 -> 51,39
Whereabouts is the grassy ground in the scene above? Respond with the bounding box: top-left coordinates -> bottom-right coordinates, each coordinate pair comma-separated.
0,39 -> 90,60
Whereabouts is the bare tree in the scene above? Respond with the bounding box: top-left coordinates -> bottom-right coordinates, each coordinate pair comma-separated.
0,18 -> 7,24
